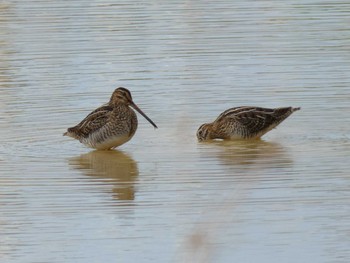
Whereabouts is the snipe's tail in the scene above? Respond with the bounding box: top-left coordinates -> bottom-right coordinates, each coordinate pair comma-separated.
63,128 -> 78,139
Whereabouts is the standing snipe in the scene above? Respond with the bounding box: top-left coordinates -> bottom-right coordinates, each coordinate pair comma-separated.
64,87 -> 157,150
196,106 -> 300,141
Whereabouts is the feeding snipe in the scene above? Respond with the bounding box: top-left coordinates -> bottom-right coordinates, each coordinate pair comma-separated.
197,106 -> 300,141
64,87 -> 157,150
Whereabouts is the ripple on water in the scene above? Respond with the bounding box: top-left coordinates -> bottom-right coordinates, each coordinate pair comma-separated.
1,0 -> 350,262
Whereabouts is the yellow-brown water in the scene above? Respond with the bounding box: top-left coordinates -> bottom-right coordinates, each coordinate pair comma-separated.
1,1 -> 350,262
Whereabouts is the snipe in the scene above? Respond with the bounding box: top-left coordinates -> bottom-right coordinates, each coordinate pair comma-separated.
64,87 -> 157,150
197,106 -> 300,141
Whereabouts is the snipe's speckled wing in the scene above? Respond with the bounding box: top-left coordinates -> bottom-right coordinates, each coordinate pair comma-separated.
216,106 -> 293,135
71,105 -> 113,138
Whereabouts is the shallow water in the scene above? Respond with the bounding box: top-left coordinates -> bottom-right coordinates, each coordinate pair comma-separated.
1,1 -> 350,262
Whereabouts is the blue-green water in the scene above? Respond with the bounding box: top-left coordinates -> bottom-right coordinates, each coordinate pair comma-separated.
1,1 -> 350,262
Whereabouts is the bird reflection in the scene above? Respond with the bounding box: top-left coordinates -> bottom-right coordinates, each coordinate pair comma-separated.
69,150 -> 138,201
209,139 -> 292,169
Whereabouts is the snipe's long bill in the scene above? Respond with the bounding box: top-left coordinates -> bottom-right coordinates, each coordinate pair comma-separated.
196,106 -> 300,141
64,87 -> 157,150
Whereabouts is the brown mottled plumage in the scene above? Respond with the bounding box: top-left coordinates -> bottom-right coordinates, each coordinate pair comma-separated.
197,106 -> 300,141
64,87 -> 157,150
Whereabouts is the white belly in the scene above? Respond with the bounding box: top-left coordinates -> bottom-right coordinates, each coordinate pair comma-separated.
83,135 -> 132,150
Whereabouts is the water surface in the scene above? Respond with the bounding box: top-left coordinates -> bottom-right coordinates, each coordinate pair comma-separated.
1,1 -> 350,262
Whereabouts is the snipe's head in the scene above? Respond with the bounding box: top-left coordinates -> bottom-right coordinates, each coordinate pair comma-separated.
109,87 -> 133,105
196,123 -> 213,141
110,87 -> 158,129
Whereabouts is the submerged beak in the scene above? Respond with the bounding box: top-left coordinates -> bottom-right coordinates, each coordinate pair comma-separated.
130,102 -> 158,128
